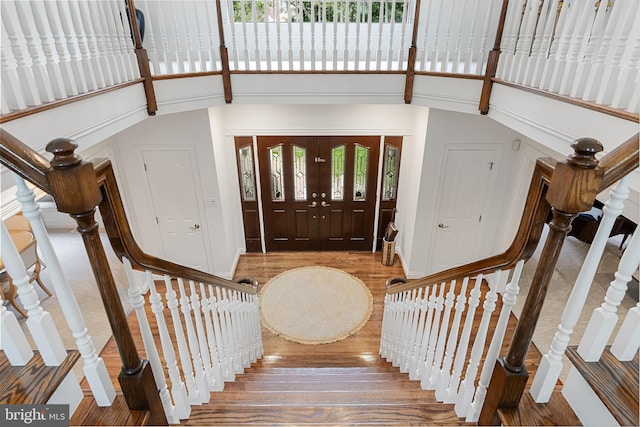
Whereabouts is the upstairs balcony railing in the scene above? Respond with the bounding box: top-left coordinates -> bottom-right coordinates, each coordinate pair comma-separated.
1,0 -> 638,120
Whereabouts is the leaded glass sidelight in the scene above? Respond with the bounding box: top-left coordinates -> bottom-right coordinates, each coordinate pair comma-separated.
238,145 -> 256,201
269,145 -> 285,201
382,144 -> 400,201
331,145 -> 345,200
353,144 -> 369,201
293,145 -> 307,200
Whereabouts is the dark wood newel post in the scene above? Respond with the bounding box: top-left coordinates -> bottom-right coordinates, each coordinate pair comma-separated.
45,139 -> 167,426
478,137 -> 604,425
479,0 -> 510,115
127,0 -> 158,115
215,0 -> 233,104
404,0 -> 421,104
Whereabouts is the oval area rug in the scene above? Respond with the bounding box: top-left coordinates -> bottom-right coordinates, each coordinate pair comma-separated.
259,266 -> 373,345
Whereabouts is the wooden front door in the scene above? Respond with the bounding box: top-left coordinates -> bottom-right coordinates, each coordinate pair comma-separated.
257,136 -> 380,251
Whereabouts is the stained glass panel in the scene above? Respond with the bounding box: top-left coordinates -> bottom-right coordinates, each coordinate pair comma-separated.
293,145 -> 307,200
353,144 -> 369,201
331,145 -> 345,200
238,145 -> 256,201
382,144 -> 400,201
269,145 -> 285,201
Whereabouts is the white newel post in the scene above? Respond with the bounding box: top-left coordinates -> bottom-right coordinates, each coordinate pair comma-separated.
14,176 -> 116,405
123,259 -> 176,423
610,302 -> 640,361
530,176 -> 630,402
0,222 -> 66,365
578,229 -> 640,361
0,292 -> 33,365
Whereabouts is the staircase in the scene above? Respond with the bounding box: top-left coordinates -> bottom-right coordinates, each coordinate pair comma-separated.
182,358 -> 474,426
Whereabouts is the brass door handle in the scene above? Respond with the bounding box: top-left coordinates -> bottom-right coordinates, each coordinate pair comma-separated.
321,201 -> 331,207
438,223 -> 449,229
308,201 -> 317,207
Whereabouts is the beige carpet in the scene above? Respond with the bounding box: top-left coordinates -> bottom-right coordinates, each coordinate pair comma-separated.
259,266 -> 373,345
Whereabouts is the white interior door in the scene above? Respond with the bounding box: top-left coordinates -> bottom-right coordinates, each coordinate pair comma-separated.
428,148 -> 497,273
142,149 -> 210,271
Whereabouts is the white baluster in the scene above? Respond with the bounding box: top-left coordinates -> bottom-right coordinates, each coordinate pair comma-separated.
495,0 -> 526,79
578,229 -> 640,361
428,0 -> 445,72
276,0 -> 283,70
179,1 -> 197,73
454,273 -> 494,417
539,0 -> 572,91
530,176 -> 631,402
113,0 -> 140,80
476,0 -> 497,74
461,0 -> 481,74
0,292 -> 33,365
1,222 -> 66,365
85,0 -> 118,85
29,0 -> 77,99
321,0 -> 328,70
208,285 -> 232,381
510,0 -> 544,84
545,0 -> 586,92
137,0 -> 162,74
407,287 -> 429,377
439,0 -> 457,72
449,0 -> 466,73
223,288 -> 243,373
65,0 -> 103,89
123,260 -> 176,423
189,280 -> 221,392
446,274 -> 483,403
568,0 -> 611,97
12,0 -> 56,102
153,1 -> 175,74
392,290 -> 410,365
364,0 -> 373,70
310,0 -> 317,70
557,2 -> 598,94
354,0 -> 362,70
610,30 -> 640,112
14,177 -> 116,405
45,1 -> 86,94
216,287 -> 237,380
170,1 -> 186,73
420,283 -> 446,389
177,278 -> 209,403
411,285 -> 437,381
375,0 -> 384,70
247,0 -> 257,70
436,277 -> 469,401
383,292 -> 399,362
164,275 -> 202,404
594,1 -> 639,106
264,0 -> 273,71
1,2 -> 42,106
1,26 -> 27,112
397,0 -> 410,70
468,266 -> 521,422
610,303 -> 640,361
400,288 -> 422,373
343,0 -> 350,70
388,0 -> 400,70
199,283 -> 225,388
288,0 -> 295,70
524,0 -> 560,87
379,293 -> 392,357
146,272 -> 190,420
203,0 -> 220,71
427,280 -> 457,390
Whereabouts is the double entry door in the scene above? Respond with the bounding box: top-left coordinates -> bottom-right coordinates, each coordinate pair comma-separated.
257,136 -> 380,251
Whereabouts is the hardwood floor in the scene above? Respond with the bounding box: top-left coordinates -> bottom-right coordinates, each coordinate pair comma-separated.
72,251 -> 545,426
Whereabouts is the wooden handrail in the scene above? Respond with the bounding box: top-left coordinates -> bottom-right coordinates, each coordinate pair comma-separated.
599,133 -> 640,191
0,129 -> 51,192
387,156 -> 555,294
93,158 -> 258,294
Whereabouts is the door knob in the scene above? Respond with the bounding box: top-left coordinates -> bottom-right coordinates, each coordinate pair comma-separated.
438,223 -> 449,229
312,192 -> 318,198
189,224 -> 200,230
308,201 -> 317,207
321,201 -> 330,207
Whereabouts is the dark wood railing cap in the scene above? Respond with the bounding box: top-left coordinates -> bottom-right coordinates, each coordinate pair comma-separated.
567,137 -> 604,169
46,138 -> 82,168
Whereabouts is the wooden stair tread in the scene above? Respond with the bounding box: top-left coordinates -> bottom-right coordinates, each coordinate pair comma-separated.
182,403 -> 475,426
498,390 -> 582,426
70,393 -> 148,426
566,346 -> 639,427
0,350 -> 80,405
